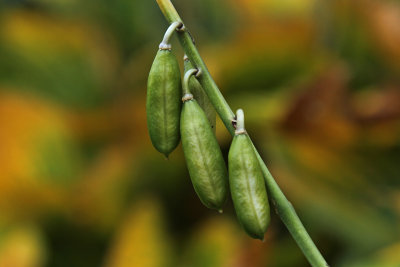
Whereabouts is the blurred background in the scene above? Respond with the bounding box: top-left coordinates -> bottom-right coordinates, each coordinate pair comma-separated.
0,0 -> 399,266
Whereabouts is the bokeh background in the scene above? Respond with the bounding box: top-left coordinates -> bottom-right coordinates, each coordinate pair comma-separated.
0,0 -> 400,266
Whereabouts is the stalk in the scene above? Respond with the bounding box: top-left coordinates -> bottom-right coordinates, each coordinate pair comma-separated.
155,1 -> 329,266
159,21 -> 182,50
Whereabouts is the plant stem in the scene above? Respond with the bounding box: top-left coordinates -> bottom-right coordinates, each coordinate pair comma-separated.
235,109 -> 245,134
155,1 -> 329,266
159,21 -> 182,50
183,69 -> 197,95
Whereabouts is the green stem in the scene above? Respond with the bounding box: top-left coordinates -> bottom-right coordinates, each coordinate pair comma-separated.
155,1 -> 329,266
159,21 -> 182,50
183,69 -> 197,95
235,109 -> 246,135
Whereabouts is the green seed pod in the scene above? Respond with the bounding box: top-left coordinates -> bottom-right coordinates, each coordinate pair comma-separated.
146,23 -> 182,157
228,109 -> 270,240
180,69 -> 228,211
184,56 -> 216,133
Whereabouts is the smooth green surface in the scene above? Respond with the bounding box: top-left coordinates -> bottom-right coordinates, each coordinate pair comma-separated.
146,49 -> 182,157
180,99 -> 228,211
229,134 -> 270,240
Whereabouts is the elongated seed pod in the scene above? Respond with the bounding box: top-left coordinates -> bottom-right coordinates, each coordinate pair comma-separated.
180,70 -> 228,211
183,56 -> 216,132
146,23 -> 182,157
229,109 -> 270,240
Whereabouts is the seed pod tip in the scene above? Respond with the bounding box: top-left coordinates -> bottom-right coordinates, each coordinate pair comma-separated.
159,43 -> 172,50
235,109 -> 246,135
182,93 -> 194,102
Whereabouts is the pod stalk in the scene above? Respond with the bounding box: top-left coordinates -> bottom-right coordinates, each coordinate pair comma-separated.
235,109 -> 246,135
159,21 -> 183,50
183,68 -> 198,95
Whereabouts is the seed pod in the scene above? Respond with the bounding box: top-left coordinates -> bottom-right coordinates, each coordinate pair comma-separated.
180,69 -> 228,211
146,23 -> 182,157
184,56 -> 216,132
228,109 -> 270,240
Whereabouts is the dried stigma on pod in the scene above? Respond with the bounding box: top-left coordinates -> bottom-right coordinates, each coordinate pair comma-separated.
228,109 -> 270,240
146,22 -> 182,157
183,55 -> 216,132
180,69 -> 228,211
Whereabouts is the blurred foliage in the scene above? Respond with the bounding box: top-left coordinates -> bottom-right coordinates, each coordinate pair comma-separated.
0,0 -> 400,266
0,224 -> 46,267
104,199 -> 172,267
